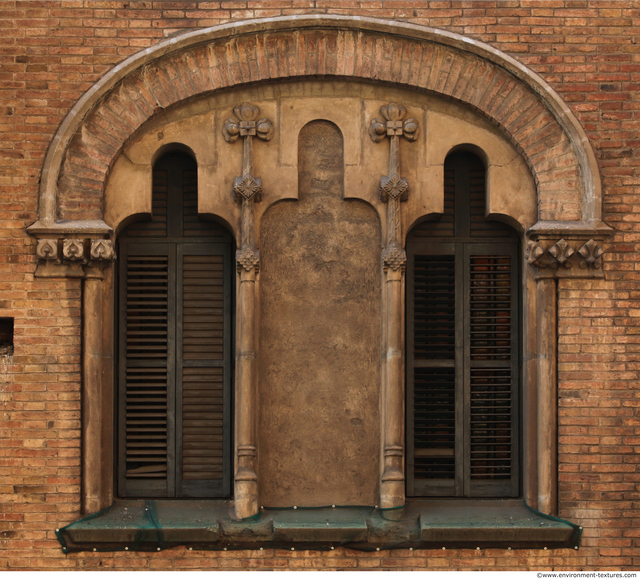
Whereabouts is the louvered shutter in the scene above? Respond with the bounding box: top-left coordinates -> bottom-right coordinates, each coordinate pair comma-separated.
407,248 -> 460,497
118,244 -> 176,497
118,151 -> 232,499
464,244 -> 519,497
176,246 -> 231,498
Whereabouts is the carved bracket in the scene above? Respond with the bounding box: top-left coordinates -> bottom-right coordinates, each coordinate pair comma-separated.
578,238 -> 604,269
527,238 -> 605,277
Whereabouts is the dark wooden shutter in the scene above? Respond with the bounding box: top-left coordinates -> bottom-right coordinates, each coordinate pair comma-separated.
465,245 -> 519,497
407,151 -> 519,498
118,151 -> 232,499
407,250 -> 459,497
176,247 -> 231,498
118,244 -> 176,497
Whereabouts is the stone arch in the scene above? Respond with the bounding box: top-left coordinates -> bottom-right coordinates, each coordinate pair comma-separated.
30,15 -> 606,239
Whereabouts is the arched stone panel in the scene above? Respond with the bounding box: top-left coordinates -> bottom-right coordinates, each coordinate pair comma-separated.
258,120 -> 381,507
31,16 -> 606,238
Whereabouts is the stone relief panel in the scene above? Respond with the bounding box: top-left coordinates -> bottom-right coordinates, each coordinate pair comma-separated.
527,238 -> 605,275
258,120 -> 381,507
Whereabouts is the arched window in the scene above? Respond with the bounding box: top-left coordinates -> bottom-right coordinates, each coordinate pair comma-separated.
406,151 -> 520,498
117,150 -> 234,498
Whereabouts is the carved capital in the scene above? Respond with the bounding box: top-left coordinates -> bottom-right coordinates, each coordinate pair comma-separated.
233,175 -> 263,203
36,239 -> 59,262
90,239 -> 116,262
578,239 -> 604,269
236,248 -> 260,272
382,246 -> 407,271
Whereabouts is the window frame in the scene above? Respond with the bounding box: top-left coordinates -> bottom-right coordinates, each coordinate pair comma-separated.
115,152 -> 234,500
406,152 -> 521,500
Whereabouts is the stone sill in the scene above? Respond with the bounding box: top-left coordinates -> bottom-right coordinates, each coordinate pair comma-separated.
56,499 -> 580,553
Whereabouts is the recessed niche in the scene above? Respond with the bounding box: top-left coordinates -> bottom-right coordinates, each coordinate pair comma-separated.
0,318 -> 14,356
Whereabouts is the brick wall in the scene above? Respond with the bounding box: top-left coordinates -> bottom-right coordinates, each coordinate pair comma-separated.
1,0 -> 639,570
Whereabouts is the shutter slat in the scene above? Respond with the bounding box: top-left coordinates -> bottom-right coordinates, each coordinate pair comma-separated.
182,255 -> 225,361
469,365 -> 513,481
124,253 -> 170,482
413,366 -> 456,481
413,255 -> 456,360
182,365 -> 225,481
469,256 -> 512,361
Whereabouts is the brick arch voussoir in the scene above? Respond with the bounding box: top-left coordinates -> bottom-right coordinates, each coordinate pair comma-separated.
57,27 -> 584,223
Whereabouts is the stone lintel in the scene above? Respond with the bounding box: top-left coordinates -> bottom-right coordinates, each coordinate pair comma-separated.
527,220 -> 613,241
27,219 -> 113,237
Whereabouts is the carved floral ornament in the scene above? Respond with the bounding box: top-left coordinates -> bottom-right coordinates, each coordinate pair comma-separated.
36,238 -> 116,266
526,238 -> 605,271
369,102 -> 418,272
223,103 -> 274,273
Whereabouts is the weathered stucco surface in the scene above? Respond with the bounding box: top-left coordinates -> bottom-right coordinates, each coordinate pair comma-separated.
258,120 -> 381,506
105,81 -> 538,239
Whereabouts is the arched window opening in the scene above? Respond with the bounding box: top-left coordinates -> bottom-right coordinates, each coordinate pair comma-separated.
406,151 -> 520,498
117,150 -> 234,498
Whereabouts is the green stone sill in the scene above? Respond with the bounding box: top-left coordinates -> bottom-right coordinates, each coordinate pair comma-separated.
56,499 -> 581,553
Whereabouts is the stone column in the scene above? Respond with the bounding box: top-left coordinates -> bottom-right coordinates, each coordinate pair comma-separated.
82,266 -> 104,515
536,277 -> 557,516
381,266 -> 405,507
224,103 -> 273,519
234,265 -> 258,517
370,103 -> 418,509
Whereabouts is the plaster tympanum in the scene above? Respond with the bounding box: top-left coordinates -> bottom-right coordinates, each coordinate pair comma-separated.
104,82 -> 537,241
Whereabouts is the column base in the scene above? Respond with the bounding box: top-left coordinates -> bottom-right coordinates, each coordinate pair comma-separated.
234,479 -> 259,520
